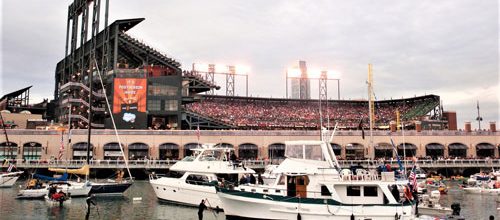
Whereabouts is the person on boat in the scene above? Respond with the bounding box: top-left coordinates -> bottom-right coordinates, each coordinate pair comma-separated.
198,199 -> 207,220
48,185 -> 57,198
230,152 -> 238,169
249,174 -> 256,184
257,173 -> 264,185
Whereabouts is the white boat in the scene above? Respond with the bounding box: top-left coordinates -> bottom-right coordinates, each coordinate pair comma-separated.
216,140 -> 418,220
18,181 -> 92,199
418,190 -> 452,216
0,171 -> 23,187
463,186 -> 500,195
149,144 -> 255,210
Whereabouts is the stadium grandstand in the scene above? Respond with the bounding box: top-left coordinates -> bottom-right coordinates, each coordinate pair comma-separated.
185,95 -> 442,130
50,0 -> 446,132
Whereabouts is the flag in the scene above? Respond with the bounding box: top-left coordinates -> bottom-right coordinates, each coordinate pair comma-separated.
390,138 -> 403,172
196,124 -> 200,141
7,163 -> 15,172
358,118 -> 365,139
409,165 -> 417,191
58,131 -> 65,160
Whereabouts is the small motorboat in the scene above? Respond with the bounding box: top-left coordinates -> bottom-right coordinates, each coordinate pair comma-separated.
418,190 -> 453,216
45,191 -> 71,207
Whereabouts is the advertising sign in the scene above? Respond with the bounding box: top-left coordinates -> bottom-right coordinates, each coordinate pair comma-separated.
112,78 -> 147,129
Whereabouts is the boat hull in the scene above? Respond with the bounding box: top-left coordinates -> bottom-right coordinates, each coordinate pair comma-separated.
90,182 -> 132,195
45,195 -> 71,207
150,177 -> 223,209
0,175 -> 20,188
463,187 -> 500,195
217,188 -> 416,220
418,206 -> 453,216
17,181 -> 91,199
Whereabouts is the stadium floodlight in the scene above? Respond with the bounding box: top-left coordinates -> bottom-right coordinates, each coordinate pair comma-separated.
215,64 -> 229,72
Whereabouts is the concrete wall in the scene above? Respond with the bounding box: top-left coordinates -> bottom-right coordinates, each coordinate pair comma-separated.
1,129 -> 498,160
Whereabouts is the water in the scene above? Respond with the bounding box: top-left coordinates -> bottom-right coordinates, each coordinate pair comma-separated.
0,181 -> 498,219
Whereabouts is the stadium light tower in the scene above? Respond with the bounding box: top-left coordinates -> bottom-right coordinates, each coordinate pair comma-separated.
286,68 -> 341,100
192,63 -> 249,97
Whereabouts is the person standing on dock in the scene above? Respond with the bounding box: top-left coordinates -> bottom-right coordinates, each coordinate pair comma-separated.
198,199 -> 207,220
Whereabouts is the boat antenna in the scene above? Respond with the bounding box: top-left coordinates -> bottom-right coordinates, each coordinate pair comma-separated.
93,58 -> 133,180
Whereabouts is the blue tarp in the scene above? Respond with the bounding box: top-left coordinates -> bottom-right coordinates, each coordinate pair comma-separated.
33,173 -> 68,181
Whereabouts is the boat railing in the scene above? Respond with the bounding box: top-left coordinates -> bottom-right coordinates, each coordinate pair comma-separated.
340,169 -> 380,181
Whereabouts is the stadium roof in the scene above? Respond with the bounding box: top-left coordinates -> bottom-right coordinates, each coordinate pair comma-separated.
0,86 -> 32,101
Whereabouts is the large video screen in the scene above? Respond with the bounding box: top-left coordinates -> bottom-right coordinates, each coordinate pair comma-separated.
112,78 -> 147,129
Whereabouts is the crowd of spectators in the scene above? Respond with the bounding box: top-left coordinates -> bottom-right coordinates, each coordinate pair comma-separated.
186,95 -> 439,130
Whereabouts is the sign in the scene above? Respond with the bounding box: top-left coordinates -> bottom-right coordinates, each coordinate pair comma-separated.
112,78 -> 147,129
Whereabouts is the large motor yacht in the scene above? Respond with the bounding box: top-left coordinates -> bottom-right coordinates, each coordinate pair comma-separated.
149,144 -> 255,210
216,140 -> 418,220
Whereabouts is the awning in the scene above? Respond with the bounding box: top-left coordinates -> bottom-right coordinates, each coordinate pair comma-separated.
239,144 -> 258,150
128,143 -> 149,150
330,144 -> 341,150
159,143 -> 179,150
397,145 -> 417,150
103,143 -> 123,150
448,144 -> 468,150
72,142 -> 93,150
346,144 -> 364,150
269,144 -> 285,150
476,143 -> 494,150
426,144 -> 444,150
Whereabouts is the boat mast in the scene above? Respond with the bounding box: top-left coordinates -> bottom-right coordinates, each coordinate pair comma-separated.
367,64 -> 374,159
0,112 -> 13,160
94,59 -> 133,179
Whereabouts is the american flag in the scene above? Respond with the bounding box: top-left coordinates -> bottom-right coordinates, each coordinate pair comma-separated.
7,163 -> 15,172
58,131 -> 65,160
409,166 -> 417,191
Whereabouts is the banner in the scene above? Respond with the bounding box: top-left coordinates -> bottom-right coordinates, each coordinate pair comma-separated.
112,78 -> 147,129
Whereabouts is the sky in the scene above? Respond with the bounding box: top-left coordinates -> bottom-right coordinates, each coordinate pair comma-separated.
1,0 -> 499,129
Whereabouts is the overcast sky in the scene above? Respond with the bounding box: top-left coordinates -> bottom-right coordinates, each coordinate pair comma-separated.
1,0 -> 498,129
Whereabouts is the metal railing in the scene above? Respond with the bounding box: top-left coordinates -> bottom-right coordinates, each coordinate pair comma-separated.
3,158 -> 500,169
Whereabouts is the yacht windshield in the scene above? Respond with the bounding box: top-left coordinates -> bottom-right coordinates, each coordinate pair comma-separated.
285,144 -> 324,160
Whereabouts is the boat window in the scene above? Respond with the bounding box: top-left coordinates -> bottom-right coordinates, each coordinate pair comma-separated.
182,156 -> 195,162
364,186 -> 378,197
165,171 -> 185,178
285,144 -> 324,160
186,174 -> 211,185
347,186 -> 361,196
321,185 -> 331,196
277,175 -> 286,185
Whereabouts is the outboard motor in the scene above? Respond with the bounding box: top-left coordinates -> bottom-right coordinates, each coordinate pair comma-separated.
451,203 -> 461,216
